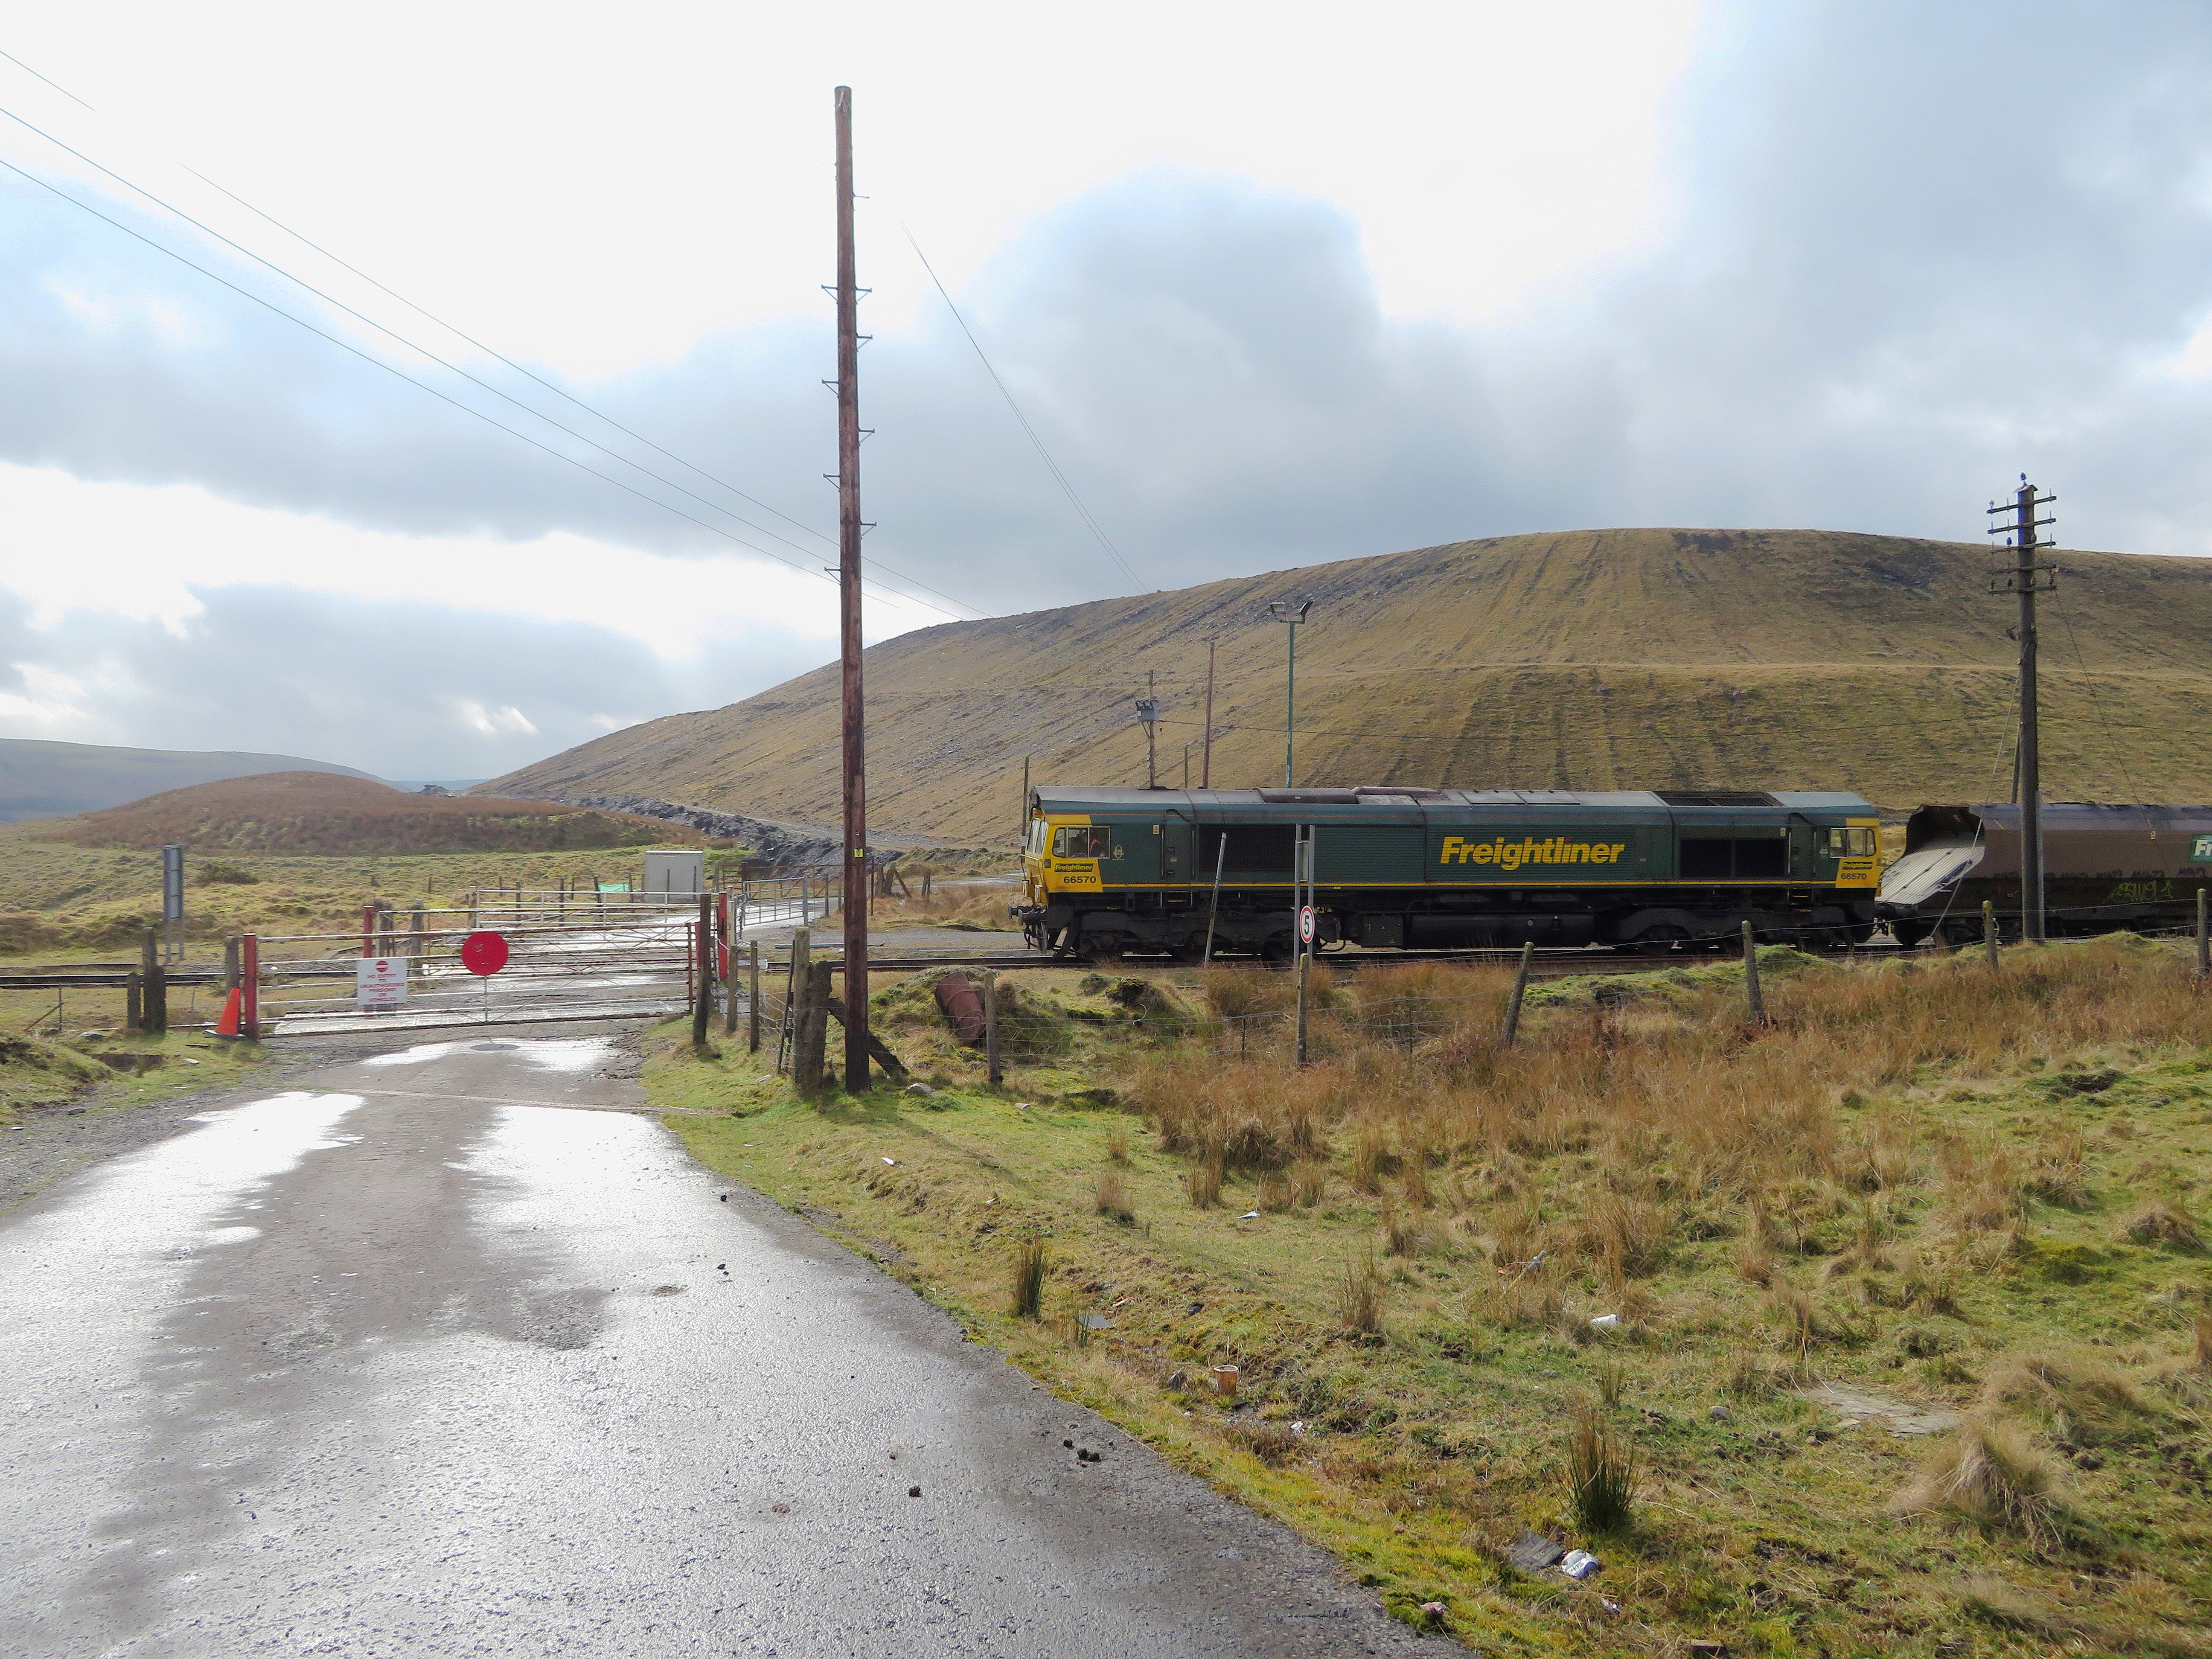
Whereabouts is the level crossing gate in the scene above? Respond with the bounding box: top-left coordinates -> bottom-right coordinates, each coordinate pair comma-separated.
256,873 -> 839,1036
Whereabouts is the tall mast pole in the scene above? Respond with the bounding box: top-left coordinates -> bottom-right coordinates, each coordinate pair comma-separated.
835,87 -> 869,1089
1200,637 -> 1216,789
1988,476 -> 2056,946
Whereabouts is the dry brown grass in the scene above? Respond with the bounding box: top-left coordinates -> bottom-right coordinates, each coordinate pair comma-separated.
1139,942 -> 2212,1305
1982,1349 -> 2161,1447
1336,1254 -> 1383,1335
1095,1172 -> 1134,1223
1895,1415 -> 2066,1540
2118,1200 -> 2203,1251
1186,1154 -> 1223,1209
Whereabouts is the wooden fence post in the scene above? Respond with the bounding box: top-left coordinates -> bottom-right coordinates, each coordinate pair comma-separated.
1741,920 -> 1765,1024
1984,899 -> 2000,969
985,970 -> 1002,1087
747,941 -> 761,1053
241,933 -> 260,1040
794,960 -> 830,1093
142,928 -> 167,1035
2197,888 -> 2208,981
124,972 -> 142,1033
779,929 -> 810,1076
1501,939 -> 1535,1044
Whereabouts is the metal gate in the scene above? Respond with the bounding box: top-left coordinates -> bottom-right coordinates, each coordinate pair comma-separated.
264,873 -> 837,1036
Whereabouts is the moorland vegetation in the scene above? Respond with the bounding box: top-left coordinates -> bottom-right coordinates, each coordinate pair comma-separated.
661,936 -> 2212,1655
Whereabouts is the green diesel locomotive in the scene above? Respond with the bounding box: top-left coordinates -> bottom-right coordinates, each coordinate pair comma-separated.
1017,785 -> 1881,958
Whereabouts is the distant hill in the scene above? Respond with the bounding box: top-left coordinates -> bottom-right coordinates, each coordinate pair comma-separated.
37,771 -> 702,855
0,738 -> 379,824
478,527 -> 2212,843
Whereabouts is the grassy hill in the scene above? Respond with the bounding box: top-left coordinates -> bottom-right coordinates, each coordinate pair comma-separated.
31,771 -> 703,856
0,737 -> 378,823
479,528 -> 2212,843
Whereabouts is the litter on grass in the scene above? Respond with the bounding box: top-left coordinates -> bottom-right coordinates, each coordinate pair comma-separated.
1560,1549 -> 1602,1580
1505,1531 -> 1566,1573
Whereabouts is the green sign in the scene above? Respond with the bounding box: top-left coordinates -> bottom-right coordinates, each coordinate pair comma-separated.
597,881 -> 631,893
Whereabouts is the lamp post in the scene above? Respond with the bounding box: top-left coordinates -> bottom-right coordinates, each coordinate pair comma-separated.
1268,600 -> 1313,788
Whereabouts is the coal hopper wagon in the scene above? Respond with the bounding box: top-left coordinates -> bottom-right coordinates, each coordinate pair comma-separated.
1877,803 -> 2212,945
1016,785 -> 1882,958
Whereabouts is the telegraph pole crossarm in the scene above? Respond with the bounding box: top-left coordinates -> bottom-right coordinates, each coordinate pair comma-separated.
1986,477 -> 2058,946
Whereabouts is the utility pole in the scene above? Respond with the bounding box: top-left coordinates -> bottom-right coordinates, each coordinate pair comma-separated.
1200,636 -> 1217,789
1987,476 -> 2057,944
834,86 -> 870,1090
1268,600 -> 1313,788
1137,672 -> 1160,788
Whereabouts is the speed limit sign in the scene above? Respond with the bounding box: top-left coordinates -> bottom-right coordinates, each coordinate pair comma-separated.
1298,905 -> 1316,944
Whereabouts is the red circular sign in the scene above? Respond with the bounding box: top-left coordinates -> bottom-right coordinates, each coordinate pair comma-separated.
460,931 -> 510,976
1298,905 -> 1316,944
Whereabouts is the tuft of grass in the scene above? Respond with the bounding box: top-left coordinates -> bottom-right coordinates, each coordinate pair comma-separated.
2118,1199 -> 2203,1251
1227,1420 -> 1303,1465
1095,1172 -> 1134,1224
1186,1154 -> 1224,1209
1899,1250 -> 1962,1316
1010,1240 -> 1046,1320
1336,1254 -> 1382,1335
1982,1349 -> 2160,1446
1348,1129 -> 1388,1195
1256,1170 -> 1292,1212
1895,1415 -> 2064,1540
1565,1404 -> 1636,1534
1292,1159 -> 1328,1208
1592,1356 -> 1627,1409
1104,1126 -> 1130,1165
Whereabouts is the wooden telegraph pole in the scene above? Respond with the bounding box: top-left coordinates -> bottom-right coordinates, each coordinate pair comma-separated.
1200,636 -> 1217,789
835,87 -> 870,1091
1988,477 -> 2057,944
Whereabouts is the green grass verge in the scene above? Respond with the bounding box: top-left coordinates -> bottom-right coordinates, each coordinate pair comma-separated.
644,956 -> 2212,1656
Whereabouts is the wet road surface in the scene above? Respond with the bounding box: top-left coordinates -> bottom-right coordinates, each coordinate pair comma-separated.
1,1032 -> 1438,1657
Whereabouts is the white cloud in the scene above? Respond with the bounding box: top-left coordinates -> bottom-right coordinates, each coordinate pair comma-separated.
447,699 -> 538,739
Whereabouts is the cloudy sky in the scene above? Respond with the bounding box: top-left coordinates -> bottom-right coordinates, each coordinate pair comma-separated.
2,1 -> 2208,780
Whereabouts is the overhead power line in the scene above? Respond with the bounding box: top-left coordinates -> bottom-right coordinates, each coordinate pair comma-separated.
903,226 -> 1144,593
0,102 -> 982,622
180,163 -> 840,558
0,53 -> 990,623
0,153 -> 959,620
0,48 -> 93,111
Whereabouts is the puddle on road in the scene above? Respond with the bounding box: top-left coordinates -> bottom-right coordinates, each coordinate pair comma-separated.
358,1037 -> 619,1075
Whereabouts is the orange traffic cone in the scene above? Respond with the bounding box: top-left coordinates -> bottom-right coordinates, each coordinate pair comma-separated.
215,986 -> 242,1038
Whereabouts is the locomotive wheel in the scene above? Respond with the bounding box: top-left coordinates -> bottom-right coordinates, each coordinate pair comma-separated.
1623,923 -> 1689,952
1891,920 -> 1931,949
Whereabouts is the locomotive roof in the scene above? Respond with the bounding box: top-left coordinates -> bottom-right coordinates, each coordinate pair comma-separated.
1031,786 -> 1874,812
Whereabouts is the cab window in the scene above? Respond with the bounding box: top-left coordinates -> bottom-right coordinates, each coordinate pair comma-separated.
1822,828 -> 1876,858
1052,826 -> 1112,859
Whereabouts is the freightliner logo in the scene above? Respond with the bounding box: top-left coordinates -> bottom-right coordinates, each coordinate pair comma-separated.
1441,836 -> 1630,870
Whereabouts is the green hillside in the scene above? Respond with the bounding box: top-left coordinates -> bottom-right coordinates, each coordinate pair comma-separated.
480,528 -> 2212,843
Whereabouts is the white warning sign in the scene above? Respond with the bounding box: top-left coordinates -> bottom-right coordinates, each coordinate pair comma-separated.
356,956 -> 408,1007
